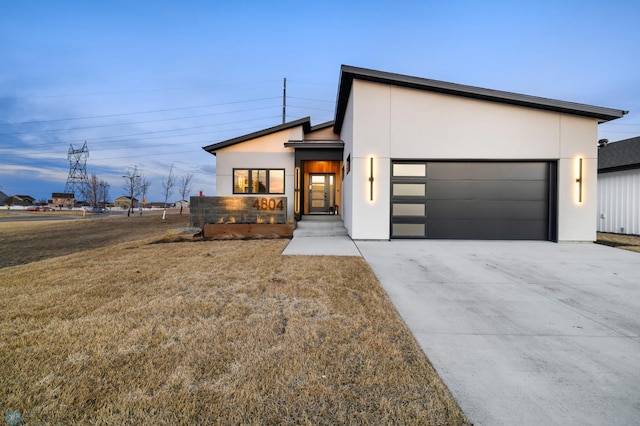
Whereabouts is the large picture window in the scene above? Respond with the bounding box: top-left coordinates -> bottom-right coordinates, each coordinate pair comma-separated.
233,169 -> 285,194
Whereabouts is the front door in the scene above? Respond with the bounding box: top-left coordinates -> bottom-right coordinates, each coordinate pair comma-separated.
309,173 -> 334,213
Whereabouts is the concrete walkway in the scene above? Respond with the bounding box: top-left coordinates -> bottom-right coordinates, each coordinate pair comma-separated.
282,235 -> 361,256
356,240 -> 640,426
282,216 -> 361,256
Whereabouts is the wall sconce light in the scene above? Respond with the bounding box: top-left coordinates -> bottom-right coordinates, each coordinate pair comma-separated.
369,157 -> 374,201
294,167 -> 300,214
576,158 -> 583,203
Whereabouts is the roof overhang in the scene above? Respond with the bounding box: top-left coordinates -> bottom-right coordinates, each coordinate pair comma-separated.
202,117 -> 312,155
334,65 -> 628,133
284,140 -> 344,149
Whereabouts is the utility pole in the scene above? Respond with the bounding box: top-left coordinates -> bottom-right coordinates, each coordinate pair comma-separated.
282,77 -> 286,124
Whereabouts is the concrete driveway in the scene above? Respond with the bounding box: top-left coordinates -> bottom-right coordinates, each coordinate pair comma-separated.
355,240 -> 640,426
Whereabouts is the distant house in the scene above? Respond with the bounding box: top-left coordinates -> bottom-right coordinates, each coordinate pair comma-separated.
14,195 -> 35,206
597,136 -> 640,235
0,191 -> 7,205
52,192 -> 75,209
175,200 -> 189,209
4,195 -> 35,206
114,196 -> 139,209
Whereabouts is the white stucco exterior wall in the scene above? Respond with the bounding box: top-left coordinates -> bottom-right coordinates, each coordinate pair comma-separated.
214,128 -> 299,219
341,91 -> 355,236
557,115 -> 599,241
342,80 -> 600,241
349,82 -> 391,240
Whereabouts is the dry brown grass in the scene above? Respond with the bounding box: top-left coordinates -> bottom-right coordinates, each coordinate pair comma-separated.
597,232 -> 640,253
0,213 -> 190,268
0,219 -> 468,424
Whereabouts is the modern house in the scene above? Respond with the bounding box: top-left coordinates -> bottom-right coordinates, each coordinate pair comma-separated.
203,65 -> 627,241
597,136 -> 640,235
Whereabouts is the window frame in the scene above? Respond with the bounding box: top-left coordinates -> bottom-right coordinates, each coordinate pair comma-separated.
232,168 -> 286,194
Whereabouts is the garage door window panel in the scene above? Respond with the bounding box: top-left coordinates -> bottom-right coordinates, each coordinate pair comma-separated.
393,183 -> 426,197
392,223 -> 425,237
393,203 -> 426,216
393,163 -> 426,177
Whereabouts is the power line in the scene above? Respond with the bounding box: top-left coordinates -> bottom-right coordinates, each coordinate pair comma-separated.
0,116 -> 285,154
0,80 -> 281,101
0,115 -> 284,149
96,148 -> 206,161
0,105 -> 283,135
0,97 -> 282,126
287,104 -> 334,112
288,96 -> 335,104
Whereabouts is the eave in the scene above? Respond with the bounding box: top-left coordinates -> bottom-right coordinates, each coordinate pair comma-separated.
334,65 -> 628,133
202,117 -> 312,155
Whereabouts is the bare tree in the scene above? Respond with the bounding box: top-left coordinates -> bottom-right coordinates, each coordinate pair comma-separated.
122,166 -> 142,217
139,177 -> 151,215
161,165 -> 176,220
87,174 -> 100,206
98,179 -> 110,208
178,173 -> 193,215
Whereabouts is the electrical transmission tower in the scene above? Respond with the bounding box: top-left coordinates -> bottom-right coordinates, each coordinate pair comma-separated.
64,142 -> 90,200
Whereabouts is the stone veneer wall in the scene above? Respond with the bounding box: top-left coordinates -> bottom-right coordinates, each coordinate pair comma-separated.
190,196 -> 288,226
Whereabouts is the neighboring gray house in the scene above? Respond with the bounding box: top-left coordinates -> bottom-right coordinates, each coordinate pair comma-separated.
5,195 -> 35,206
597,136 -> 640,235
0,191 -> 7,205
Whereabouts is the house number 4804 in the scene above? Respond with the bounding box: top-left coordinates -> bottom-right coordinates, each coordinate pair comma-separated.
253,198 -> 284,211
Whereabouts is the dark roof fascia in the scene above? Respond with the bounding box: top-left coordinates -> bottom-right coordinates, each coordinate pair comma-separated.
334,65 -> 628,133
284,140 -> 344,149
202,117 -> 312,155
309,120 -> 334,132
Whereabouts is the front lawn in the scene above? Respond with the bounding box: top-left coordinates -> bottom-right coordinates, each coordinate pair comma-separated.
0,219 -> 468,424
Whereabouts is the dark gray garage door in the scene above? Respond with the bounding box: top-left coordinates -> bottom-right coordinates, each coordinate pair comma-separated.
390,161 -> 556,240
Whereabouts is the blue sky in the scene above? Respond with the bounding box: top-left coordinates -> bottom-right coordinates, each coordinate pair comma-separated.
1,0 -> 639,202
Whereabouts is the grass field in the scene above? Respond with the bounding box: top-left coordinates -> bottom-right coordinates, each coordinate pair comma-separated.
0,215 -> 469,425
596,232 -> 640,253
